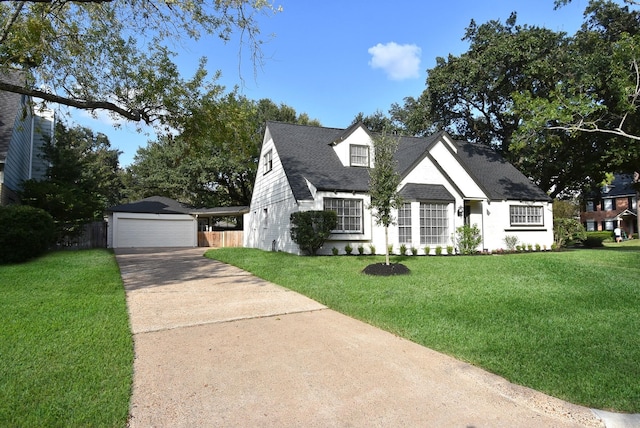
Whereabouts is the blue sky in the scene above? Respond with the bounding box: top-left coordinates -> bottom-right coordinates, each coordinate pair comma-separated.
73,0 -> 594,166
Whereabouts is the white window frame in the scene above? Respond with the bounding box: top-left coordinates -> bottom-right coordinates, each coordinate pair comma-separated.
263,149 -> 273,174
585,201 -> 595,212
398,202 -> 412,244
509,205 -> 544,226
586,221 -> 596,232
603,198 -> 613,211
350,145 -> 369,167
420,202 -> 449,246
324,198 -> 363,233
604,220 -> 614,231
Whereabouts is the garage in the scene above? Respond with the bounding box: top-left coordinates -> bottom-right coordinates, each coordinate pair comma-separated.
107,196 -> 197,248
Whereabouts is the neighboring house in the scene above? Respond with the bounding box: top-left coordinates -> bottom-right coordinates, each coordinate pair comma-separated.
580,174 -> 638,237
106,196 -> 248,248
245,121 -> 554,255
0,71 -> 54,205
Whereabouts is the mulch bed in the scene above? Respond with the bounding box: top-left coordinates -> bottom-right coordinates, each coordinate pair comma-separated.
362,263 -> 411,276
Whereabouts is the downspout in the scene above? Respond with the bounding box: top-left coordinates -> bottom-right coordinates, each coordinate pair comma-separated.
481,200 -> 487,252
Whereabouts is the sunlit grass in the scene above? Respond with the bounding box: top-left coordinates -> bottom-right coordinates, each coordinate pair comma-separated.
0,250 -> 133,427
207,245 -> 640,412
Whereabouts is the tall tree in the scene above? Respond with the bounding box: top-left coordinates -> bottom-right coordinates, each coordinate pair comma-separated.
369,131 -> 402,266
0,1 -> 280,125
20,122 -> 122,241
125,93 -> 320,207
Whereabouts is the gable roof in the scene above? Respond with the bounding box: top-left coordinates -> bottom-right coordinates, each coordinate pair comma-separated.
107,196 -> 193,214
266,121 -> 550,202
399,183 -> 455,202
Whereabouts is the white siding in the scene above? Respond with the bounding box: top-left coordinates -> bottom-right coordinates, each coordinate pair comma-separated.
2,100 -> 54,194
430,139 -> 485,199
245,127 -> 301,253
483,200 -> 554,251
111,212 -> 197,248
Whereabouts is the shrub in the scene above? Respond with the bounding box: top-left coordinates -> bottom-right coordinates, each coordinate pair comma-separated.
357,244 -> 365,255
527,244 -> 533,251
535,243 -> 541,251
332,247 -> 339,255
446,245 -> 455,255
0,205 -> 55,264
387,244 -> 394,255
503,235 -> 519,252
369,244 -> 376,254
435,246 -> 442,255
290,210 -> 337,255
411,247 -> 418,256
553,218 -> 586,248
344,243 -> 353,255
399,244 -> 408,256
583,232 -> 610,248
424,245 -> 430,255
454,224 -> 482,255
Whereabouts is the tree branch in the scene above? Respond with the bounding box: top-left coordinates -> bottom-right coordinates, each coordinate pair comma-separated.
0,79 -> 150,123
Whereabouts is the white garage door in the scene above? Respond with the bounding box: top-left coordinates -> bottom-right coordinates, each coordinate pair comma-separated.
115,216 -> 195,248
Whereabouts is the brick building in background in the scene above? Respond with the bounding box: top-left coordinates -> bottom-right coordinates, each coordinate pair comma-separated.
580,174 -> 638,238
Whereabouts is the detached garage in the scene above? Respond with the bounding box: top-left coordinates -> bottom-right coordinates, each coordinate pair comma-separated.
106,196 -> 197,248
106,196 -> 248,249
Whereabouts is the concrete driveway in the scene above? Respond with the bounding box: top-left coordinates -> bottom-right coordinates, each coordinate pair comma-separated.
116,247 -> 605,428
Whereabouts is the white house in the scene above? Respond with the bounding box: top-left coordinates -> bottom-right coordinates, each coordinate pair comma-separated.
244,121 -> 553,255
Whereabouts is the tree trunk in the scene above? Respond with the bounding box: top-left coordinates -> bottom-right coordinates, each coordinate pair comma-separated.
384,226 -> 390,266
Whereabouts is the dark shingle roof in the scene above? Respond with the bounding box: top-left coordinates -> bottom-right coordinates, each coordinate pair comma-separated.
268,121 -> 370,200
399,184 -> 454,201
453,141 -> 551,201
107,196 -> 192,214
600,174 -> 637,198
267,121 -> 550,202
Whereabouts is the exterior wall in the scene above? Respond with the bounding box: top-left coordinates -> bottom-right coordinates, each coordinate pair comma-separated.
244,129 -> 301,253
331,127 -> 373,167
483,200 -> 554,251
581,195 -> 638,235
1,99 -> 54,202
429,139 -> 485,199
311,191 -> 373,255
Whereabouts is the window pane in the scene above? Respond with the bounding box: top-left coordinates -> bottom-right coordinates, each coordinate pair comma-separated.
350,145 -> 369,167
398,203 -> 412,244
510,205 -> 543,226
420,203 -> 448,245
324,198 -> 362,233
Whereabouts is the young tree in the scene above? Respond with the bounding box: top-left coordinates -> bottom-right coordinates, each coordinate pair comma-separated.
289,211 -> 337,256
0,1 -> 280,126
369,131 -> 402,266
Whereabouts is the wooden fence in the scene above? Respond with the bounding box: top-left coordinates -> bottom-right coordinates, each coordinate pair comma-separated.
58,221 -> 107,249
198,231 -> 244,248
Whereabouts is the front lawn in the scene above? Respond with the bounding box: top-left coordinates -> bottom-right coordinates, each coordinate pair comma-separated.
206,245 -> 640,413
0,249 -> 133,427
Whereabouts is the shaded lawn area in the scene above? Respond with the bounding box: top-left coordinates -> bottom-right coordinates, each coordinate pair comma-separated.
206,245 -> 640,413
0,249 -> 133,427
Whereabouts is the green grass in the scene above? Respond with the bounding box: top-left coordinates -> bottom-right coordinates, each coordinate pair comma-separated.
206,244 -> 640,413
0,250 -> 133,427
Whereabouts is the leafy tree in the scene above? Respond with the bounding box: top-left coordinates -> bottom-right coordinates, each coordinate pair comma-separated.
20,122 -> 122,242
0,1 -> 280,125
369,131 -> 402,266
289,211 -> 337,256
125,93 -> 320,207
553,218 -> 587,248
351,110 -> 403,133
553,199 -> 581,219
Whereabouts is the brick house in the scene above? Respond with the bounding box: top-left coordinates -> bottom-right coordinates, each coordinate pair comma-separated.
580,174 -> 638,237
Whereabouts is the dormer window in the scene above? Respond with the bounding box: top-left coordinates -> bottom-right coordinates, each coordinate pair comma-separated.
350,144 -> 369,167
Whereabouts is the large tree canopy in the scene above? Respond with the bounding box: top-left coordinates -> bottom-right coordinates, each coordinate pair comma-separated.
124,93 -> 320,207
20,122 -> 123,241
389,0 -> 640,199
0,0 -> 280,125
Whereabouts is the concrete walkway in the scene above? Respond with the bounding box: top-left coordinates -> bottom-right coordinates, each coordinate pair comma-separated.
116,247 -> 609,427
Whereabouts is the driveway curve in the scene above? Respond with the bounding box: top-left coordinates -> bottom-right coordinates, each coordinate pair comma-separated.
116,247 -> 605,428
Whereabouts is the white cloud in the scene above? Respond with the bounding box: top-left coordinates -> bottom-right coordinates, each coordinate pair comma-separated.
368,42 -> 421,80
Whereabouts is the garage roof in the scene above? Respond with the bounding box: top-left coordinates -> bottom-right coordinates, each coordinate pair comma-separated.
107,196 -> 249,216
